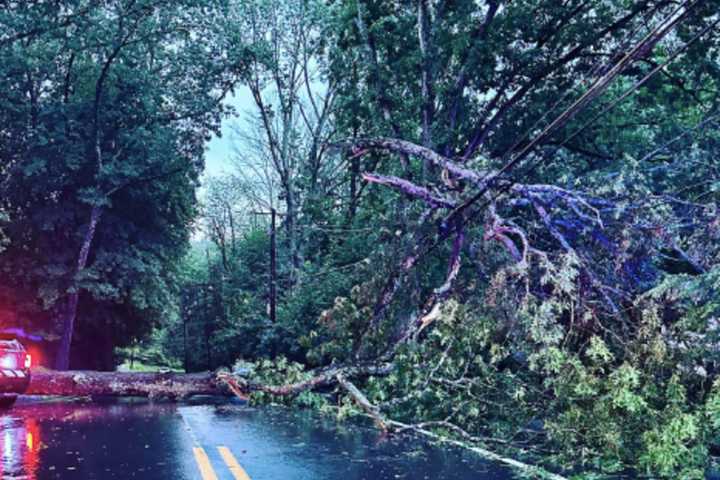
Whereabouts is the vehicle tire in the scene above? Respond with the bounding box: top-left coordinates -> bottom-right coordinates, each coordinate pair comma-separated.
0,395 -> 17,408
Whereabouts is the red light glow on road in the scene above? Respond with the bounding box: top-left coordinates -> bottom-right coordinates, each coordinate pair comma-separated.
0,416 -> 40,480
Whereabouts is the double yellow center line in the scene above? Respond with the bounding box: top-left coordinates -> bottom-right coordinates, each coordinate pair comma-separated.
193,446 -> 251,480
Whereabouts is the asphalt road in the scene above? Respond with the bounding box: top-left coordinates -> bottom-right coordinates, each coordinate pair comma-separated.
0,397 -> 516,480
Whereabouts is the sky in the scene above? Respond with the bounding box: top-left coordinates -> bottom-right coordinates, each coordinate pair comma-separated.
192,87 -> 256,243
203,86 -> 255,179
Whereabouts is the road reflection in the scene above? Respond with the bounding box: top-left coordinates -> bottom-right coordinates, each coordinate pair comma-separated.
1,414 -> 40,479
0,399 -> 192,479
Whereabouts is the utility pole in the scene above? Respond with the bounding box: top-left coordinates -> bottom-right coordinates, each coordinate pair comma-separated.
183,312 -> 189,372
252,208 -> 279,324
180,289 -> 190,372
205,248 -> 213,369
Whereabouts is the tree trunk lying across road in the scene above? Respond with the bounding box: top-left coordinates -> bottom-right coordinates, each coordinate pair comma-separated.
26,369 -> 231,399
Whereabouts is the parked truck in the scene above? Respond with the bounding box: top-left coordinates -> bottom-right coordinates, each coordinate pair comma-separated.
0,336 -> 31,407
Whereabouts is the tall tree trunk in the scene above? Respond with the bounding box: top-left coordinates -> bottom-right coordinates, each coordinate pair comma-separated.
55,205 -> 102,370
284,181 -> 301,282
417,0 -> 434,147
349,152 -> 359,221
54,12 -> 126,370
346,121 -> 359,221
418,0 -> 436,181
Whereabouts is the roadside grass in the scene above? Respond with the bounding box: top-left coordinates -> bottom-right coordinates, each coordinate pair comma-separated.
116,360 -> 184,373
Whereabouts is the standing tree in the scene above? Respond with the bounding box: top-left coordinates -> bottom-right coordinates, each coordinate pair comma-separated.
0,0 -> 250,369
229,0 -> 337,282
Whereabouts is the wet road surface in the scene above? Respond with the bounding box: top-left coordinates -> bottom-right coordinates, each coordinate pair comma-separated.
0,397 -> 516,479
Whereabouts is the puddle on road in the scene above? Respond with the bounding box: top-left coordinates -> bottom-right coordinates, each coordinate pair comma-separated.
0,397 -> 518,480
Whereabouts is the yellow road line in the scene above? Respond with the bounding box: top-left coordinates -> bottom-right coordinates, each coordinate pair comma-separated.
218,446 -> 252,480
193,447 -> 219,480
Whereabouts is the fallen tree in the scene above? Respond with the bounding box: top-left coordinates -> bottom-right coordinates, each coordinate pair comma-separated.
26,369 -> 230,399
208,8 -> 714,478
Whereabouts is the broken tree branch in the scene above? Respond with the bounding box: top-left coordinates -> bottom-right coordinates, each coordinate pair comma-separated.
362,172 -> 456,208
336,374 -> 389,431
387,420 -> 569,480
218,363 -> 394,397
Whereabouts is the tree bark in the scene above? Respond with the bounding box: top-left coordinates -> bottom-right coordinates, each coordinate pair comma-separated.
27,369 -> 230,399
55,205 -> 103,370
